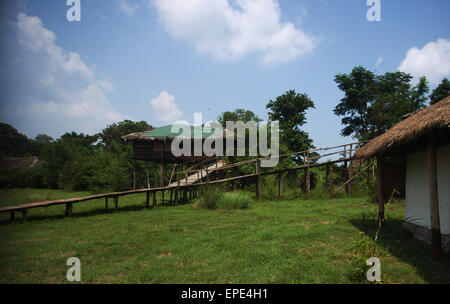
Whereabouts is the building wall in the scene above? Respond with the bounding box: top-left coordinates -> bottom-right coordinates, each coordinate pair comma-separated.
405,143 -> 450,236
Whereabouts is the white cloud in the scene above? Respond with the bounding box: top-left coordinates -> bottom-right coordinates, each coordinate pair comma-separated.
118,0 -> 139,16
151,0 -> 317,65
398,39 -> 450,85
150,91 -> 183,123
1,13 -> 124,137
375,55 -> 382,70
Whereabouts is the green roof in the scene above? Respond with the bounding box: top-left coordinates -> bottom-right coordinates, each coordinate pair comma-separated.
146,124 -> 222,139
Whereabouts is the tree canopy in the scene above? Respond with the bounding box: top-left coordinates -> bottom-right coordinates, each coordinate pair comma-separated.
429,78 -> 450,105
334,66 -> 429,141
266,90 -> 315,157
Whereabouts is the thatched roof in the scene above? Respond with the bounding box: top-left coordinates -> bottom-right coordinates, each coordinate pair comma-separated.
354,96 -> 450,159
122,130 -> 155,142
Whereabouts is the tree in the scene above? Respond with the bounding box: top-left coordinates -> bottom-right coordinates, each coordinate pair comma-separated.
217,109 -> 261,125
266,90 -> 315,160
0,123 -> 33,157
334,66 -> 429,141
429,78 -> 450,105
99,120 -> 153,150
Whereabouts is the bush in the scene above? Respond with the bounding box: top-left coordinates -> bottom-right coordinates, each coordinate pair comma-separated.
216,192 -> 252,210
196,185 -> 222,210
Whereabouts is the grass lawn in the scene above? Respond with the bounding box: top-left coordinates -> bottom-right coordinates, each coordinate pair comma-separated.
0,188 -> 449,284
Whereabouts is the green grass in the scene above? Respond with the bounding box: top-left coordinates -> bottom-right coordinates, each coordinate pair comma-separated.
0,188 -> 449,284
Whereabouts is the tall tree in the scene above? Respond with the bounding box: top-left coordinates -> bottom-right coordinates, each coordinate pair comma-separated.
99,120 -> 153,150
429,78 -> 450,105
334,66 -> 429,141
0,123 -> 33,157
217,109 -> 261,125
266,90 -> 315,160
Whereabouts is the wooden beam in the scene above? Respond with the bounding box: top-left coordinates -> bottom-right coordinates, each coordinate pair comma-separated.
428,131 -> 441,261
376,155 -> 385,222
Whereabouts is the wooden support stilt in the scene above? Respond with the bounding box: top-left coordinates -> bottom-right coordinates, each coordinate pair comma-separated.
65,202 -> 73,217
22,209 -> 28,223
153,191 -> 157,208
146,161 -> 150,189
114,196 -> 119,212
146,191 -> 150,208
428,131 -> 441,261
170,189 -> 173,205
10,210 -> 15,222
105,197 -> 108,210
256,160 -> 261,200
278,172 -> 282,200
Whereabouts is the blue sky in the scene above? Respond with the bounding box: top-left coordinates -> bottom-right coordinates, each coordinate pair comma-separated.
0,0 -> 449,149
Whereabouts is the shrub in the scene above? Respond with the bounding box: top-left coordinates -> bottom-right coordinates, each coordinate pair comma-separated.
196,185 -> 222,210
216,192 -> 252,210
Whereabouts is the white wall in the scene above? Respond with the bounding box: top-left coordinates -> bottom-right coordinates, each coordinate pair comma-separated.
405,143 -> 450,235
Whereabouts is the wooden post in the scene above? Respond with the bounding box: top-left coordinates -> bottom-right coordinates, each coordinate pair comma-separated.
175,169 -> 180,205
170,189 -> 173,205
305,152 -> 310,198
146,191 -> 150,208
65,203 -> 73,217
153,191 -> 157,208
160,160 -> 164,187
21,209 -> 27,223
256,160 -> 261,200
10,210 -> 15,222
146,161 -> 150,189
428,131 -> 441,261
349,145 -> 354,196
114,196 -> 119,212
105,197 -> 108,210
278,172 -> 282,200
376,156 -> 385,222
344,145 -> 348,194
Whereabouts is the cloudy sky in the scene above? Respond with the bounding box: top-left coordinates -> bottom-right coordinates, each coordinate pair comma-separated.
0,0 -> 449,149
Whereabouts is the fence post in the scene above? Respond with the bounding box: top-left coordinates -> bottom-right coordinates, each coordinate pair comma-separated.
305,152 -> 310,198
256,160 -> 261,200
329,164 -> 334,194
349,144 -> 354,196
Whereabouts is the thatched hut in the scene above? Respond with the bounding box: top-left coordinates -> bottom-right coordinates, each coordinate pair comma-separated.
354,96 -> 450,259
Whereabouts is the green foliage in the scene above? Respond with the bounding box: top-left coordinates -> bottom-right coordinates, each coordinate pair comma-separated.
266,90 -> 315,162
196,185 -> 223,210
216,192 -> 252,210
429,77 -> 450,105
99,120 -> 153,151
0,123 -> 34,157
334,66 -> 429,141
217,109 -> 261,126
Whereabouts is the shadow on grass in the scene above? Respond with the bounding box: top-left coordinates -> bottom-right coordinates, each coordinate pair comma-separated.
349,217 -> 450,283
0,198 -> 196,226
